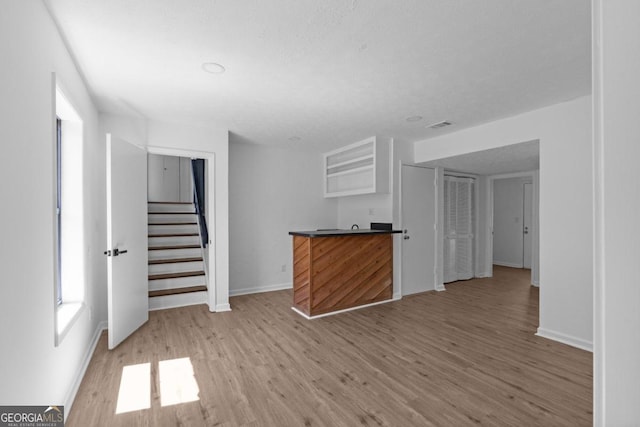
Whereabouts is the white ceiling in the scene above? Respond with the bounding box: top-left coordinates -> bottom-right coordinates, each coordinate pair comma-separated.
419,140 -> 539,176
45,0 -> 591,151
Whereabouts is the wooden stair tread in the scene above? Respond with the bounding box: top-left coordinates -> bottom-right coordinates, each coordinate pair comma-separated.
149,257 -> 203,265
148,233 -> 199,238
149,270 -> 205,280
149,244 -> 200,251
148,212 -> 196,215
148,201 -> 192,204
149,286 -> 206,298
149,222 -> 198,226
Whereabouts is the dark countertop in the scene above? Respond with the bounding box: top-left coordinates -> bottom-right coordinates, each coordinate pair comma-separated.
289,229 -> 402,237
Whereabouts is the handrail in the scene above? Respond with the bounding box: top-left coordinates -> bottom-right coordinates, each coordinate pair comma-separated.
191,159 -> 209,248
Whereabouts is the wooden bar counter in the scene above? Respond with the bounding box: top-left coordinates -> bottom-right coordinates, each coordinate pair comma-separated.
289,229 -> 400,318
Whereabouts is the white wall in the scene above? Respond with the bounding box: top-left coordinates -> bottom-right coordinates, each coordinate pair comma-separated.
593,1 -> 640,423
229,141 -> 337,295
492,177 -> 529,268
336,194 -> 392,230
414,96 -> 593,350
0,1 -> 105,411
147,154 -> 192,202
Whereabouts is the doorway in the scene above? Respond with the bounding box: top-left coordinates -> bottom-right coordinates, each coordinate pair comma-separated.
489,172 -> 538,285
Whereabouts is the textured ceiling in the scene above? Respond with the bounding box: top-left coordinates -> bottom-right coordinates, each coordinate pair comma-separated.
45,0 -> 591,151
419,140 -> 539,176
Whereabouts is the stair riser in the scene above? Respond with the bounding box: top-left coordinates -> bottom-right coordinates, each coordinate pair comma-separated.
148,204 -> 195,213
149,291 -> 207,311
149,235 -> 200,246
149,261 -> 204,275
148,224 -> 199,235
149,275 -> 206,291
148,248 -> 202,260
148,213 -> 198,223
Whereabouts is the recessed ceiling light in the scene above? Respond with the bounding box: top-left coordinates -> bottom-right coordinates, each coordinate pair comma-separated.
201,62 -> 226,74
426,120 -> 452,129
406,115 -> 423,122
288,136 -> 301,142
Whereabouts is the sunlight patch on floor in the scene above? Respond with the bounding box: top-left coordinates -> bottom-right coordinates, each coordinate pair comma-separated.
115,363 -> 151,414
159,357 -> 200,407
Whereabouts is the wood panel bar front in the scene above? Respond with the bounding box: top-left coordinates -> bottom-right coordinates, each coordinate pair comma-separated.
292,233 -> 393,317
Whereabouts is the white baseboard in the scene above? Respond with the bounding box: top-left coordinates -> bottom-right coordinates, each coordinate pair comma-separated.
536,327 -> 593,352
493,261 -> 524,269
292,296 -> 401,320
229,282 -> 292,297
215,303 -> 231,312
64,320 -> 107,419
531,279 -> 540,287
435,284 -> 446,292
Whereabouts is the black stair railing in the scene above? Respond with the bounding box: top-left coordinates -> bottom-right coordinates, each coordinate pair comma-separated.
191,159 -> 208,248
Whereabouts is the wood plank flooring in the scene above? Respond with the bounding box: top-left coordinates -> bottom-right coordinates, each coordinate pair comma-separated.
67,266 -> 592,426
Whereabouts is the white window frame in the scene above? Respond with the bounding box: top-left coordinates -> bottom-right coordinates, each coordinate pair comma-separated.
53,79 -> 85,346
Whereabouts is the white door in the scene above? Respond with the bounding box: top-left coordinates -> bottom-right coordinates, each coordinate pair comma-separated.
401,165 -> 436,295
523,183 -> 533,269
107,134 -> 149,349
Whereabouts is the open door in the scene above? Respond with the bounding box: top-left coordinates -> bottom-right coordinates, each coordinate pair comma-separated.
106,134 -> 148,349
401,165 -> 437,295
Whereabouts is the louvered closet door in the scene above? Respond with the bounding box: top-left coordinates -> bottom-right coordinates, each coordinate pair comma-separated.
443,177 -> 474,283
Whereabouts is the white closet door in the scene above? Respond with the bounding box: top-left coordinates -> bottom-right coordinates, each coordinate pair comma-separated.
443,176 -> 475,283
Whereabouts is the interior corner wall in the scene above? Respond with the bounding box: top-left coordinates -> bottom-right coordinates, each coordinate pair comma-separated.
0,1 -> 105,410
413,96 -> 593,350
228,141 -> 337,296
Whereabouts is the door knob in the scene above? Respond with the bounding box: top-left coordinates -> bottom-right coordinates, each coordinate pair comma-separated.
104,248 -> 128,257
523,226 -> 529,235
403,235 -> 410,240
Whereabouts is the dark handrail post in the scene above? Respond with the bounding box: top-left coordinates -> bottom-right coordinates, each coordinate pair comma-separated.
191,159 -> 208,248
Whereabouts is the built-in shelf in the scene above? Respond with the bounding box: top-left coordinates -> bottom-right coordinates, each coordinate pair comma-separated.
323,136 -> 390,198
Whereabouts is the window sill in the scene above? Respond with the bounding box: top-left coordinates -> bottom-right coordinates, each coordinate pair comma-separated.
55,302 -> 85,346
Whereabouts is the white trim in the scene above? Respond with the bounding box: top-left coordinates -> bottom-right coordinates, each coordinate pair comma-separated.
291,296 -> 400,320
64,320 -> 107,419
493,261 -> 524,269
592,0 -> 605,423
536,327 -> 593,352
215,303 -> 231,312
229,282 -> 292,297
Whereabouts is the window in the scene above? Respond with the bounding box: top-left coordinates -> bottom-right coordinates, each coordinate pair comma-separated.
54,85 -> 85,345
56,117 -> 62,305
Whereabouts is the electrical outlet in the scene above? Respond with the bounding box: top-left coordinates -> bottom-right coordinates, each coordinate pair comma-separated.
281,264 -> 286,272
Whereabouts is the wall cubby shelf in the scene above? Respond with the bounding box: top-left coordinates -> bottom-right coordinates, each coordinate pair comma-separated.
323,136 -> 390,198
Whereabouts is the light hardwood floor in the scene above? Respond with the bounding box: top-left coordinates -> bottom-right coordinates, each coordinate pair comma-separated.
68,266 -> 592,426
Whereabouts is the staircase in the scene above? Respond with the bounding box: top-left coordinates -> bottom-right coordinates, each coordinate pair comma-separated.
148,201 -> 208,310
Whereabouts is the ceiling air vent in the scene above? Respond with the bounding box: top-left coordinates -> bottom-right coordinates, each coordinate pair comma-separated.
427,120 -> 452,129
